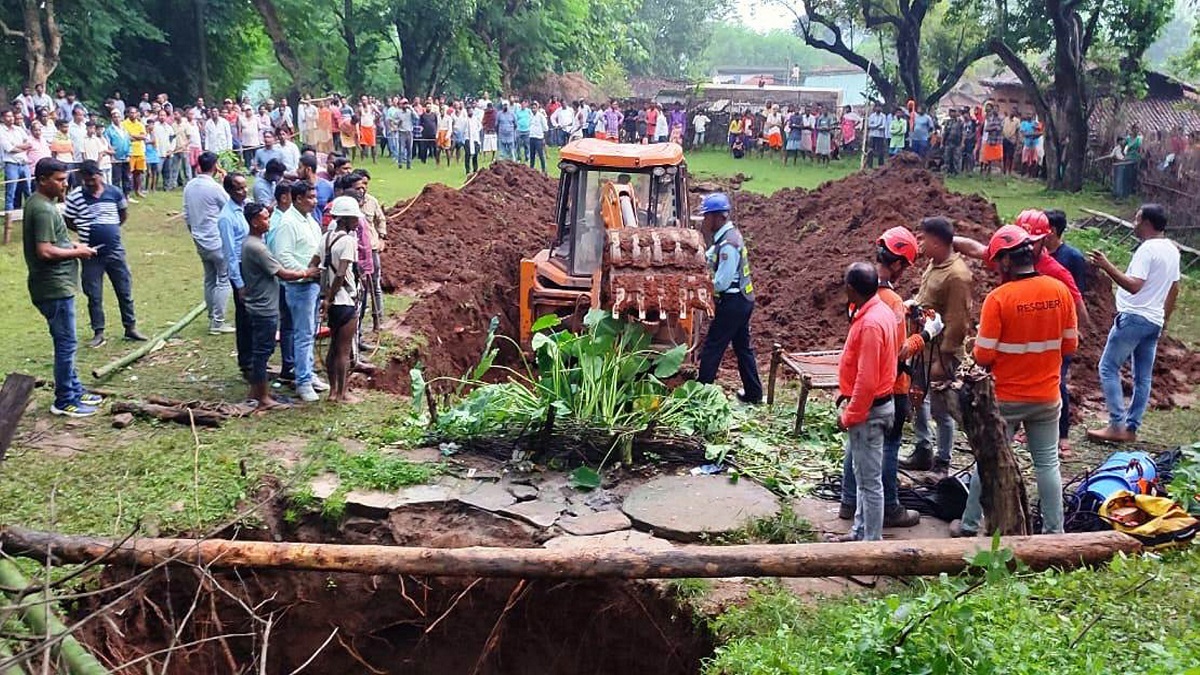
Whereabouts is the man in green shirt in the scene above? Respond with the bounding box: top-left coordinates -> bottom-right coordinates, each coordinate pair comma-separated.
23,157 -> 101,417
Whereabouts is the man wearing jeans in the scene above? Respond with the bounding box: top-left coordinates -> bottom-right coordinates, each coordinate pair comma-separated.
953,226 -> 1077,537
902,217 -> 972,475
218,172 -> 252,376
830,263 -> 897,543
182,151 -> 236,334
271,180 -> 327,402
1,108 -> 32,211
64,161 -> 148,348
23,158 -> 101,417
1088,204 -> 1180,443
840,228 -> 938,529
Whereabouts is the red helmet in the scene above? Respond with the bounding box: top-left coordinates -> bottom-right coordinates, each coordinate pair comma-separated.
1014,209 -> 1050,240
986,225 -> 1032,263
878,226 -> 919,265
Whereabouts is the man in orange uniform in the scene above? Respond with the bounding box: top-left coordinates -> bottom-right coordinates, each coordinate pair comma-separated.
951,226 -> 1078,537
840,227 -> 943,528
831,262 -> 898,542
955,209 -> 1090,328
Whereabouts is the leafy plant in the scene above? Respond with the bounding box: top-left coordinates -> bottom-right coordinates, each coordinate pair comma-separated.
1168,442 -> 1200,516
435,311 -> 733,469
715,505 -> 815,545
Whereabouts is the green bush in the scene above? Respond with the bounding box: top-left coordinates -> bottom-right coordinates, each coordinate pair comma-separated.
706,547 -> 1200,675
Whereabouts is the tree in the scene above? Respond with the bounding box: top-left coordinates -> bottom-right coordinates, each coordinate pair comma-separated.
1,0 -> 62,87
984,0 -> 1172,191
779,0 -> 991,108
626,0 -> 733,78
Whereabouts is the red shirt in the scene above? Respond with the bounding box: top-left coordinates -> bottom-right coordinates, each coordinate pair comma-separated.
838,294 -> 898,428
1035,251 -> 1083,307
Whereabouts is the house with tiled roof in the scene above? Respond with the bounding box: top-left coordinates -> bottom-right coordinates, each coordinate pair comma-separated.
1090,71 -> 1200,145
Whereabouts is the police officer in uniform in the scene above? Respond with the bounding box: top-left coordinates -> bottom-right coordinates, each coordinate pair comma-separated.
697,193 -> 763,403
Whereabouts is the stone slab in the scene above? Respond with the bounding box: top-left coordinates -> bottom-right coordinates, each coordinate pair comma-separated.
498,500 -> 564,529
309,474 -> 341,500
621,475 -> 779,542
455,481 -> 517,512
557,510 -> 632,536
789,497 -> 952,541
543,530 -> 675,552
507,484 -> 538,502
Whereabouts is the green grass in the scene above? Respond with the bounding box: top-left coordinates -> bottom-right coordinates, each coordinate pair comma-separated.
0,158 -> 449,536
705,548 -> 1200,674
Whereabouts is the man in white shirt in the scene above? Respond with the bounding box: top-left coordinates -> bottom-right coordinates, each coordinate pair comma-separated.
692,111 -> 711,147
1,108 -> 33,210
203,108 -> 233,153
67,107 -> 89,161
528,101 -> 549,174
1088,203 -> 1181,443
866,102 -> 888,168
551,104 -> 574,147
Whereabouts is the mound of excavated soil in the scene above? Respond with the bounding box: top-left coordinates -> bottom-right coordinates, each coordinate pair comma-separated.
377,155 -> 1198,410
377,162 -> 558,391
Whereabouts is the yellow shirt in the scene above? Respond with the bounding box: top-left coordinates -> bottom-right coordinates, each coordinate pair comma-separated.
122,119 -> 147,157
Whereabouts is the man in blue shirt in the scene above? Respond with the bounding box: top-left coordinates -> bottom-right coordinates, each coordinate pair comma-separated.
1044,208 -> 1088,455
64,160 -> 147,347
1019,112 -> 1042,177
496,103 -> 517,161
910,107 -> 935,157
298,153 -> 334,221
252,130 -> 285,175
218,171 -> 252,376
514,101 -> 532,163
103,108 -> 132,195
696,192 -> 763,404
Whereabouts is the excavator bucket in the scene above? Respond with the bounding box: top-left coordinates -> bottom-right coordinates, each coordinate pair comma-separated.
602,228 -> 714,325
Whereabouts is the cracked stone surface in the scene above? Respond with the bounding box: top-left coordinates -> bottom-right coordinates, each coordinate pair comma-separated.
557,510 -> 632,536
621,475 -> 779,542
542,530 -> 675,552
455,481 -> 517,512
498,500 -> 564,529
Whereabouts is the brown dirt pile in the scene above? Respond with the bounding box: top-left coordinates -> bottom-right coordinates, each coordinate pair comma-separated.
735,153 -> 1198,410
377,161 -> 558,390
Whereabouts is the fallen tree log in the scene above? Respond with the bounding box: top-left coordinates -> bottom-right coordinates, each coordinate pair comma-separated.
110,401 -> 224,428
0,558 -> 108,675
92,301 -> 206,380
0,527 -> 1141,579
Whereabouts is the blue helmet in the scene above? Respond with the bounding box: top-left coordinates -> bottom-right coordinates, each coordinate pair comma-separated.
698,192 -> 731,215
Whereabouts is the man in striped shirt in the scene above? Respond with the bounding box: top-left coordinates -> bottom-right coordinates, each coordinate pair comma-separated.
64,160 -> 147,347
952,225 -> 1078,537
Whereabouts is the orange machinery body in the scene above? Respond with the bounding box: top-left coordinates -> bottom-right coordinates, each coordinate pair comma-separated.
518,139 -> 712,350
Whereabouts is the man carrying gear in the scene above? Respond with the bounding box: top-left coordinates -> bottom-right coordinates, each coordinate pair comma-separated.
951,225 -> 1077,537
696,192 -> 763,404
840,227 -> 943,528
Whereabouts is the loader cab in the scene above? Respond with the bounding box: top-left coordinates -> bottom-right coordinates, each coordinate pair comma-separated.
552,140 -> 688,277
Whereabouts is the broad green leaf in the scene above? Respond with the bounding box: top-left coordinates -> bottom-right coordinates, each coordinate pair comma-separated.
409,368 -> 426,413
531,313 -> 562,333
582,308 -> 609,328
569,466 -> 602,490
653,344 -> 688,378
531,332 -> 557,357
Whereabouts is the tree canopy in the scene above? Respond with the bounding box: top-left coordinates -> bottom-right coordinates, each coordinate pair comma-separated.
1,0 -> 740,102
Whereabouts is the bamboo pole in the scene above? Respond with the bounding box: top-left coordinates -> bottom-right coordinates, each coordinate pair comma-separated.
92,302 -> 206,380
0,527 -> 1141,580
0,559 -> 108,675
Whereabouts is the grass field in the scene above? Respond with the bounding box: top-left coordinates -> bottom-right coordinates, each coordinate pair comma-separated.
0,148 -> 1193,537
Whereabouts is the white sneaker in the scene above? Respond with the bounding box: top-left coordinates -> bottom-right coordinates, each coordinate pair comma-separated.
297,384 -> 320,402
310,375 -> 330,392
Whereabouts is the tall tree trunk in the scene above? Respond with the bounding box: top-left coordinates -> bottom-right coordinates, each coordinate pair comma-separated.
0,0 -> 63,87
250,0 -> 305,91
1048,0 -> 1088,192
895,22 -> 923,105
341,0 -> 363,94
195,0 -> 210,99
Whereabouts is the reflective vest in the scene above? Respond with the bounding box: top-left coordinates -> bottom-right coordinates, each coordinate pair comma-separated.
709,224 -> 755,300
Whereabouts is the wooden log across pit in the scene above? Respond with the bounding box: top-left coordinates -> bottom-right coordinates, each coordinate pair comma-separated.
1,527 -> 1141,580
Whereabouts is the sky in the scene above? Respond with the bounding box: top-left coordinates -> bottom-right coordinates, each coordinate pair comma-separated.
734,0 -> 798,33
